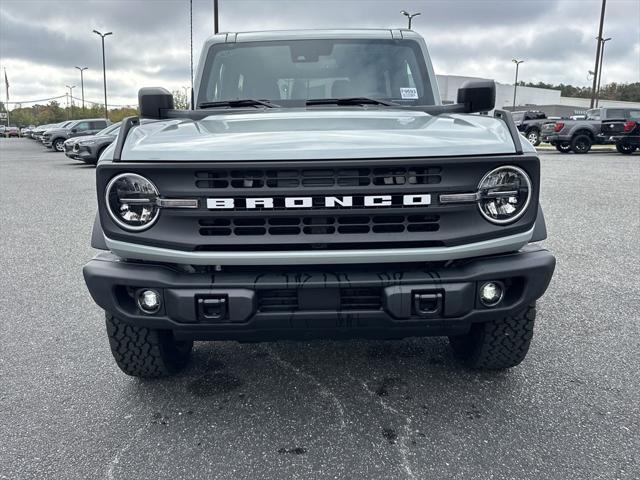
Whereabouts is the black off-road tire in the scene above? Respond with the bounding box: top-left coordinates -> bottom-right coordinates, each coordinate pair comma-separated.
571,134 -> 592,154
105,313 -> 193,378
555,142 -> 571,153
449,304 -> 536,369
616,142 -> 637,154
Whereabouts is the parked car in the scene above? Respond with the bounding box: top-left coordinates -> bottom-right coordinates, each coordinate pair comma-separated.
42,118 -> 110,152
602,112 -> 640,154
512,110 -> 548,146
64,122 -> 122,163
541,107 -> 639,154
32,122 -> 70,141
3,126 -> 20,138
20,126 -> 35,137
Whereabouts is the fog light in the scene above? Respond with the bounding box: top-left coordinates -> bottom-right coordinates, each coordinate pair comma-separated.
479,281 -> 504,307
137,289 -> 161,313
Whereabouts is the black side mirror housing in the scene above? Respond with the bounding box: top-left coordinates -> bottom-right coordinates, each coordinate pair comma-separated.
138,87 -> 174,119
70,128 -> 77,133
457,80 -> 496,113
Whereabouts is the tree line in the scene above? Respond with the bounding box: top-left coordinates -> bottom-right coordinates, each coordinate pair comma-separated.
1,89 -> 189,127
517,81 -> 640,102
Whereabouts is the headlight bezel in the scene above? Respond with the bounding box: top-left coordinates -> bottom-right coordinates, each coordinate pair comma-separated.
105,172 -> 160,232
476,165 -> 532,225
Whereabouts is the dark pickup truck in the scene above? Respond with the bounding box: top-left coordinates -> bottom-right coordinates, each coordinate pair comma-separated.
602,113 -> 640,154
512,110 -> 552,147
541,107 -> 639,154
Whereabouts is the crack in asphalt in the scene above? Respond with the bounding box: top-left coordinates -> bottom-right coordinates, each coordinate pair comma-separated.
357,376 -> 416,480
264,346 -> 347,430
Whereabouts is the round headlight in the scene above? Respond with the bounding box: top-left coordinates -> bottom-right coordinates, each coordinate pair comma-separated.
105,173 -> 160,231
477,166 -> 532,224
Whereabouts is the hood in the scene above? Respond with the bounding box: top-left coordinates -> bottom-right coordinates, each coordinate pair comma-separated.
71,134 -> 114,144
44,128 -> 67,135
121,109 -> 526,161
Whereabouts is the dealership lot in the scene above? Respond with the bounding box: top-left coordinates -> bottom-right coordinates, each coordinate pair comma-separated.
1,139 -> 638,479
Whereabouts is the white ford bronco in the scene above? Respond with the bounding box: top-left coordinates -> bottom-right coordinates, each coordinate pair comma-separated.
83,29 -> 555,377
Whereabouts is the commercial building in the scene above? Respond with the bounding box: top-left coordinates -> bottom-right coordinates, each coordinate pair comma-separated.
436,74 -> 640,117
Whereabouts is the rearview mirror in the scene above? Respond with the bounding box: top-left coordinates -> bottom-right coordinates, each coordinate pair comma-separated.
70,128 -> 77,133
457,80 -> 496,113
139,87 -> 174,119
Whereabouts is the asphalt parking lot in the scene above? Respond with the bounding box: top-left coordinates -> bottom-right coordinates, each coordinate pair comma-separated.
1,138 -> 638,480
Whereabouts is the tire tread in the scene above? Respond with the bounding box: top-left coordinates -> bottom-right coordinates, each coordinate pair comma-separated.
449,304 -> 536,370
105,313 -> 191,378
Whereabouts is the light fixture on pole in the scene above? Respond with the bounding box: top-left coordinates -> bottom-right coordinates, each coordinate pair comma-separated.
400,10 -> 421,29
595,36 -> 611,107
74,66 -> 88,110
65,84 -> 76,118
512,59 -> 524,108
93,29 -> 112,120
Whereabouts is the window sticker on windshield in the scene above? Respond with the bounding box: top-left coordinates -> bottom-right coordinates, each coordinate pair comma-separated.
400,88 -> 418,99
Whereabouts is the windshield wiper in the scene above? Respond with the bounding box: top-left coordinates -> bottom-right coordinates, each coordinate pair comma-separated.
306,97 -> 399,107
198,99 -> 280,109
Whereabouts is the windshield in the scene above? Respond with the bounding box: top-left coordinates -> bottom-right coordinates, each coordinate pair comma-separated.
97,122 -> 121,136
198,39 -> 434,107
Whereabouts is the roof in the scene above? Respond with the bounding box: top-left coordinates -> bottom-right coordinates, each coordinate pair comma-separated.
204,28 -> 421,44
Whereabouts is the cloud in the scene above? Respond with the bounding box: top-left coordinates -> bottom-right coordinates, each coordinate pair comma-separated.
0,0 -> 638,106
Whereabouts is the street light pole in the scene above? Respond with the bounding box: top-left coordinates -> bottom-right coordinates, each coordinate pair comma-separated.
93,30 -> 112,120
65,85 -> 76,118
74,66 -> 88,111
595,37 -> 611,107
590,0 -> 607,108
400,10 -> 421,29
214,0 -> 219,34
512,59 -> 524,108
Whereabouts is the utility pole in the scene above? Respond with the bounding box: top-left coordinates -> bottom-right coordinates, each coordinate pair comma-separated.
214,0 -> 219,34
590,0 -> 607,108
512,59 -> 524,108
75,66 -> 88,110
65,85 -> 76,118
190,0 -> 194,109
595,37 -> 611,107
3,67 -> 9,127
93,30 -> 112,120
400,10 -> 421,29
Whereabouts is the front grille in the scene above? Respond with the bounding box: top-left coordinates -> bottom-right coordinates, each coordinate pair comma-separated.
195,166 -> 441,190
97,156 -> 540,253
257,289 -> 298,312
199,214 -> 439,236
340,288 -> 382,310
257,287 -> 382,312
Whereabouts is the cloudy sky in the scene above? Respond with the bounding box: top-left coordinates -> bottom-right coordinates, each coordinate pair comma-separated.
1,0 -> 638,107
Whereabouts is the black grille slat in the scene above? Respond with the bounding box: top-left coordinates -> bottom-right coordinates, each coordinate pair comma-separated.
198,214 -> 440,236
257,288 -> 382,312
195,166 -> 441,190
257,290 -> 299,312
194,163 -> 441,242
341,288 -> 383,310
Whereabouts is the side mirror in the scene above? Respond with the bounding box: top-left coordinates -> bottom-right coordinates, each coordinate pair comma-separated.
457,80 -> 496,113
138,87 -> 174,119
70,128 -> 77,133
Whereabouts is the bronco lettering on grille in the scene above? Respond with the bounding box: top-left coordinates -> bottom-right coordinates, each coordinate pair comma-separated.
206,195 -> 431,210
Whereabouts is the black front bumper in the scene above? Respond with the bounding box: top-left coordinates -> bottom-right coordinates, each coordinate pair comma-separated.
83,248 -> 555,341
